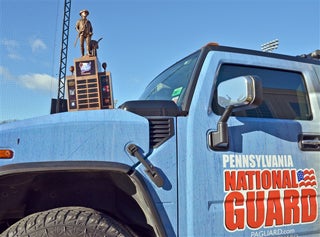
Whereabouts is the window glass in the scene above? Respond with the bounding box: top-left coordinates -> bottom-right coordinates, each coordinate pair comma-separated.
213,64 -> 312,120
140,51 -> 200,106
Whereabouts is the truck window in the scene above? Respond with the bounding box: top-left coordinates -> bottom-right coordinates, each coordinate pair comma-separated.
140,51 -> 200,107
212,64 -> 312,120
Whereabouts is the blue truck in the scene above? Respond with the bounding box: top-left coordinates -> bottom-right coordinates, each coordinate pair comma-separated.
0,43 -> 319,236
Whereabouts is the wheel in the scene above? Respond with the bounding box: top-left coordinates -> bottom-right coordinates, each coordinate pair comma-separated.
2,206 -> 137,237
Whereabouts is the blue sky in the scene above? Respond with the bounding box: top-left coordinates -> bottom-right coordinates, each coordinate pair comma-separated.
0,0 -> 319,121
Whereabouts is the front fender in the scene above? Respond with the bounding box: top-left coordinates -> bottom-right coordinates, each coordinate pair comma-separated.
0,109 -> 150,166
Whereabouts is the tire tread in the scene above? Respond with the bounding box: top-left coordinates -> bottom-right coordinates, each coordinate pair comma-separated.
1,207 -> 136,237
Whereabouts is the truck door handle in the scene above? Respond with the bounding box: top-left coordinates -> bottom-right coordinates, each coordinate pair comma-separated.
299,134 -> 320,151
127,144 -> 164,187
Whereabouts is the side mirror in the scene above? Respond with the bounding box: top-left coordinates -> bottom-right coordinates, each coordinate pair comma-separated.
209,75 -> 263,150
217,75 -> 262,110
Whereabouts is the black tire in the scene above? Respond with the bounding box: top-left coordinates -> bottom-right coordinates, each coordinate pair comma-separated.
1,206 -> 137,237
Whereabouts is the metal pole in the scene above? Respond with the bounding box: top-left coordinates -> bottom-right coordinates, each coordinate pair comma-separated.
56,0 -> 71,113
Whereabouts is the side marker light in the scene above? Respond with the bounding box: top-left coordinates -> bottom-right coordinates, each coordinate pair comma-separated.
205,42 -> 219,47
0,149 -> 14,159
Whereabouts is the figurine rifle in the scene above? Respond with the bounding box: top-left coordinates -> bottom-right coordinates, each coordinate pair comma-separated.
74,31 -> 83,47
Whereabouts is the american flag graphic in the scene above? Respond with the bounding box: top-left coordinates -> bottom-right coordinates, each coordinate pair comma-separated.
297,169 -> 317,187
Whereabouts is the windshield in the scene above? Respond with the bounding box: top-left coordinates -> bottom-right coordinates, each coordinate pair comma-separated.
140,51 -> 200,107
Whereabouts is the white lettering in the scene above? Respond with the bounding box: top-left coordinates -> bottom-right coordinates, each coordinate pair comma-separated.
235,155 -> 242,168
265,155 -> 272,167
223,154 -> 229,168
256,155 -> 261,167
288,155 -> 293,167
249,155 -> 255,167
222,155 -> 294,168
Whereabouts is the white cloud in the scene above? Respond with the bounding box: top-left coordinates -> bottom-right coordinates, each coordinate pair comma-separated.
30,38 -> 47,53
0,66 -> 57,94
1,38 -> 48,58
1,39 -> 19,50
18,73 -> 56,92
8,53 -> 23,60
0,65 -> 14,80
1,39 -> 22,60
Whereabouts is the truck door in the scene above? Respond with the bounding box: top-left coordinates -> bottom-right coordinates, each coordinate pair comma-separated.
211,58 -> 320,236
177,51 -> 320,236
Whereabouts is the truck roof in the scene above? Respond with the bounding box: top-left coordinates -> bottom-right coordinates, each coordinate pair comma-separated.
204,43 -> 320,65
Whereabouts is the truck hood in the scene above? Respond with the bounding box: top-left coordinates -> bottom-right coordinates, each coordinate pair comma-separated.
0,109 -> 150,167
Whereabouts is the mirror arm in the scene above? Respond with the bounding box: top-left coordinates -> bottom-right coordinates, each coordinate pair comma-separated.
209,105 -> 234,150
219,105 -> 234,123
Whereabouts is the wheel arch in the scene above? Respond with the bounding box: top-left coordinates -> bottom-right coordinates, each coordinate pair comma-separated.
0,161 -> 166,237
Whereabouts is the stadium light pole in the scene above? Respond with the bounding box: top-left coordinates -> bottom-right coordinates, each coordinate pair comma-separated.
261,39 -> 279,52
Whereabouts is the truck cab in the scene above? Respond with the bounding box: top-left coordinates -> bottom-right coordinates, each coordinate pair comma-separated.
0,43 -> 319,236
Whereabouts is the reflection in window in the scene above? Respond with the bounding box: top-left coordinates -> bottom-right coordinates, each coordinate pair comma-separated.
140,51 -> 200,106
213,64 -> 312,120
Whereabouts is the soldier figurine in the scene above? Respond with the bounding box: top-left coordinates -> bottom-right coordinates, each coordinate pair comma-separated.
75,9 -> 93,56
